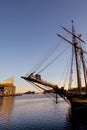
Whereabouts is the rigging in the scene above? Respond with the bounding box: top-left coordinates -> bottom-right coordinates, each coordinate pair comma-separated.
26,42 -> 61,76
37,45 -> 70,74
21,21 -> 87,108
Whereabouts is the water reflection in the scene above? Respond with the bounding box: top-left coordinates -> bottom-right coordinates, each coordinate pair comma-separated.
67,107 -> 87,130
0,95 -> 87,130
0,97 -> 14,124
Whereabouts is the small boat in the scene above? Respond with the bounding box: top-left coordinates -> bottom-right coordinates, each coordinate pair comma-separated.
21,20 -> 87,109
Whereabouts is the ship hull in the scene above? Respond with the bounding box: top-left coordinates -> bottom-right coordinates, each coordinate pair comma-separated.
69,96 -> 87,110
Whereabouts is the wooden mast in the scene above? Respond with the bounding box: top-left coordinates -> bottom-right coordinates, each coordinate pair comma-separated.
80,48 -> 87,91
72,20 -> 82,94
57,21 -> 82,94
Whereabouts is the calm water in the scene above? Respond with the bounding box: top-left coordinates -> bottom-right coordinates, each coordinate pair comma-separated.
0,94 -> 87,130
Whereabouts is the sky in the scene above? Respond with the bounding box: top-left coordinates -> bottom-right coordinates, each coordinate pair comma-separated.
0,0 -> 87,93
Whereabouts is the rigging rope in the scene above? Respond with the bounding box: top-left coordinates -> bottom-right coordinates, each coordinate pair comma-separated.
37,45 -> 70,74
34,42 -> 61,73
26,42 -> 61,76
27,80 -> 58,103
84,56 -> 87,69
63,62 -> 70,88
58,57 -> 69,87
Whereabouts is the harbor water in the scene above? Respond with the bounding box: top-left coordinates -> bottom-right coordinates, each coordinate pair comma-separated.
0,94 -> 87,130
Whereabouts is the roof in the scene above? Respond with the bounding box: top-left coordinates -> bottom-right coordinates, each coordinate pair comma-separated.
0,77 -> 14,85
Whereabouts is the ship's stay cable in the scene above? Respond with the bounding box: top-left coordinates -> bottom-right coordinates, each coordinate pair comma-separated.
33,83 -> 57,99
27,81 -> 59,103
26,42 -> 61,76
28,81 -> 43,93
63,62 -> 70,88
58,46 -> 74,89
34,42 -> 61,72
58,49 -> 69,86
84,56 -> 87,70
26,79 -> 70,104
37,45 -> 70,74
26,78 -> 53,95
58,57 -> 69,88
26,79 -> 54,96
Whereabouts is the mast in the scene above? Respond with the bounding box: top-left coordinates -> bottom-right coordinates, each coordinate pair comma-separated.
80,48 -> 87,90
72,20 -> 82,94
57,21 -> 82,94
68,46 -> 74,90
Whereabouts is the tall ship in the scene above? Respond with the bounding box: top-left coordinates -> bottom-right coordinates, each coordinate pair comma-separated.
21,21 -> 87,109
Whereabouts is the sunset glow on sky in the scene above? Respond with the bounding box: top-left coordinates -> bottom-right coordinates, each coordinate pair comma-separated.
0,0 -> 87,93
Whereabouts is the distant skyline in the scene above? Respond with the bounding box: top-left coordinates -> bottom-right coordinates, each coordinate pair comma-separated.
0,0 -> 87,93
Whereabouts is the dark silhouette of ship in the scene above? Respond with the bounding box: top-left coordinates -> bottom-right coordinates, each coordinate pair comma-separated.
21,21 -> 87,109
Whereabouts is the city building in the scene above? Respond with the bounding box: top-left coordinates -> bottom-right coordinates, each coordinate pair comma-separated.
0,77 -> 16,96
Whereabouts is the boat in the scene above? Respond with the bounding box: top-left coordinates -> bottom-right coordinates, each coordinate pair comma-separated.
21,20 -> 87,109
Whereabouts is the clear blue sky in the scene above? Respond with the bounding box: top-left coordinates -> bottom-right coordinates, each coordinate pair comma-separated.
0,0 -> 87,93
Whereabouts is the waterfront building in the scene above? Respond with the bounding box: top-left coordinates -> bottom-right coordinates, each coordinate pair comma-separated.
0,77 -> 15,96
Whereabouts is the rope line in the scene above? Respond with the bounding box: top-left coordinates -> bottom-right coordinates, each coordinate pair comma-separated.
38,46 -> 70,74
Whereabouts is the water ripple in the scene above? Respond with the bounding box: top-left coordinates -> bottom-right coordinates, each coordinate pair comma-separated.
0,94 -> 87,130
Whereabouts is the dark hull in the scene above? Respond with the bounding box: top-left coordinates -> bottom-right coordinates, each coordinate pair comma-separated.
71,102 -> 87,110
69,96 -> 87,110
